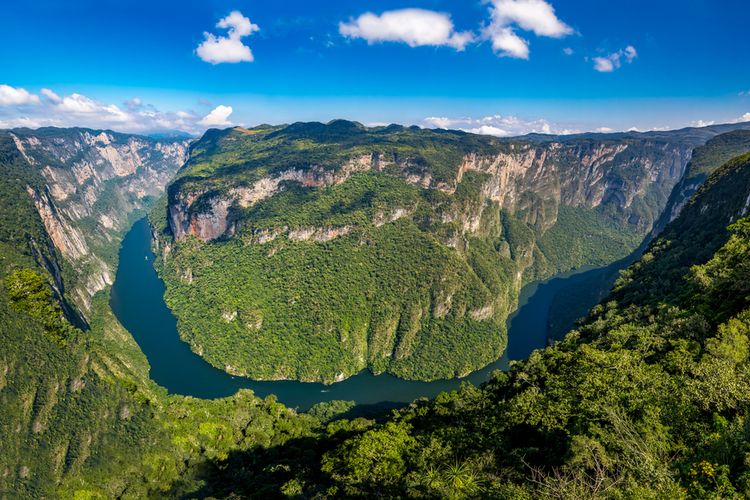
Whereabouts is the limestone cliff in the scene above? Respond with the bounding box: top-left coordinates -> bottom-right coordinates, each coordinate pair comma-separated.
7,128 -> 189,314
168,133 -> 692,244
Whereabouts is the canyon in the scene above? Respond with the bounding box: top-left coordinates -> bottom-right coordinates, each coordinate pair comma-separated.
6,128 -> 188,316
155,121 -> 750,383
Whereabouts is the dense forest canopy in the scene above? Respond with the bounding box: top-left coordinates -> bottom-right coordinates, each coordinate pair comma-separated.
1,126 -> 750,498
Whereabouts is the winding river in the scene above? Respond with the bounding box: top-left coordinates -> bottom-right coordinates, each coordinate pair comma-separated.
111,218 -> 629,411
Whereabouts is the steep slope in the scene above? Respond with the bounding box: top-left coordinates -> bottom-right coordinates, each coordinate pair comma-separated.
613,148 -> 750,308
197,143 -> 750,498
546,129 -> 750,341
652,129 -> 750,234
3,123 -> 750,498
0,132 -> 325,497
6,127 -> 189,315
155,121 -> 712,383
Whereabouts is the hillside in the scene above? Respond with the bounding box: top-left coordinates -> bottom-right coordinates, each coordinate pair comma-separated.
546,129 -> 750,341
2,123 -> 750,497
195,141 -> 750,498
154,120 -> 709,383
0,129 -> 327,497
652,129 -> 750,235
5,127 -> 189,316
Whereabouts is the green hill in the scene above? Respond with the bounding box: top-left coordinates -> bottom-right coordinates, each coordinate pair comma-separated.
3,124 -> 750,497
199,141 -> 750,499
155,121 -> 704,383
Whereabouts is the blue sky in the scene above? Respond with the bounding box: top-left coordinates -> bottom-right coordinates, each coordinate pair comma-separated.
1,0 -> 749,135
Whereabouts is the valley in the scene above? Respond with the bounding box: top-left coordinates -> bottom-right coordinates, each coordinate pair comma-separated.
112,216 -> 634,408
152,121 -> 746,384
2,122 -> 750,497
4,2 -> 750,496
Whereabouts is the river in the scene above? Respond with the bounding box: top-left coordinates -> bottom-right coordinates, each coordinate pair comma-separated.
110,218 -> 630,411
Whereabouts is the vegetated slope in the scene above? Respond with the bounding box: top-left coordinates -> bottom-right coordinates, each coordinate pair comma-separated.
547,129 -> 750,341
652,129 -> 750,234
0,130 -> 326,498
3,123 -> 750,498
193,143 -> 750,498
6,127 -> 189,316
613,149 -> 750,308
155,120 -> 710,383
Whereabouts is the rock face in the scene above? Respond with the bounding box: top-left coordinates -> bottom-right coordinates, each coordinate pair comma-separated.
169,135 -> 692,243
168,155 -> 376,241
7,128 -> 189,314
155,121 -> 750,384
650,129 -> 750,237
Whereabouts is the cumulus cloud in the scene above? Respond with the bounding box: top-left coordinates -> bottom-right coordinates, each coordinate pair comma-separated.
0,85 -> 221,134
199,105 -> 233,126
339,1 -> 570,59
733,112 -> 750,123
489,0 -> 572,37
488,28 -> 529,59
423,114 -> 578,137
563,47 -> 574,55
593,45 -> 637,72
691,119 -> 715,128
0,84 -> 40,106
124,97 -> 143,110
196,11 -> 260,64
485,0 -> 572,59
339,9 -> 474,50
40,88 -> 61,103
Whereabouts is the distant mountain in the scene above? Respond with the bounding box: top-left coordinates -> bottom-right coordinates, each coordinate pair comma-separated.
520,120 -> 750,143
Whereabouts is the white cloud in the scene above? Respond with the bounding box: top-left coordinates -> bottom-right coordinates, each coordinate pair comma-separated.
484,0 -> 571,59
593,45 -> 638,72
691,119 -> 715,128
593,57 -> 615,73
733,112 -> 750,123
0,84 -> 40,106
339,1 -> 569,59
40,88 -> 61,103
489,0 -> 572,38
196,11 -> 259,64
0,116 -> 58,129
624,45 -> 637,62
124,97 -> 143,110
339,9 -> 474,50
489,28 -> 529,59
563,47 -> 574,56
0,87 -> 216,134
740,90 -> 750,97
199,105 -> 233,127
595,127 -> 614,133
423,114 -> 577,137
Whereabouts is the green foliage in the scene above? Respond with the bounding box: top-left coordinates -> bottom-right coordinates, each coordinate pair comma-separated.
613,151 -> 750,307
158,122 -> 653,383
5,269 -> 77,345
535,205 -> 641,275
181,150 -> 750,498
9,124 -> 750,498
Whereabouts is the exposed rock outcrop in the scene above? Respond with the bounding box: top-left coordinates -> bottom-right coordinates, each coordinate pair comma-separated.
169,139 -> 693,243
9,128 -> 189,314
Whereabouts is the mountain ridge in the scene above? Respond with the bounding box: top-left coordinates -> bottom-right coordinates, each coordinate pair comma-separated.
152,120 -> 747,383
